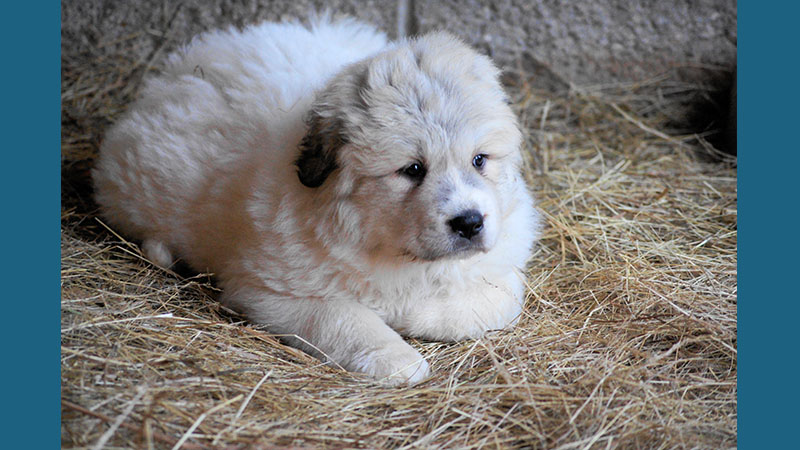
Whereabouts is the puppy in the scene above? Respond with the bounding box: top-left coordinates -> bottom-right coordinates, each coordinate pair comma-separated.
93,17 -> 539,385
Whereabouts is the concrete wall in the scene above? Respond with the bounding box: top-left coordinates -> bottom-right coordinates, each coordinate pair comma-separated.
417,0 -> 736,90
62,0 -> 736,86
62,0 -> 737,148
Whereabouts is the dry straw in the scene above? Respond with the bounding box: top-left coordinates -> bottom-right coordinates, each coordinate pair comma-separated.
62,25 -> 736,449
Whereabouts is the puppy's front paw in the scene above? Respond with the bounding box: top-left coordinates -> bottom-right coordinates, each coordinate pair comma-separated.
352,342 -> 430,386
142,239 -> 174,269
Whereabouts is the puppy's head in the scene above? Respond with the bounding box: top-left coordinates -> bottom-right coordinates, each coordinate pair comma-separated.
296,32 -> 523,262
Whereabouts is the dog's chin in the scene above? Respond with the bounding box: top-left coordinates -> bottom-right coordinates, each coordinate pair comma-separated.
402,239 -> 490,263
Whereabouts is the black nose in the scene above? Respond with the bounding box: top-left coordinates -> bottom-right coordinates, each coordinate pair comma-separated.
448,210 -> 484,240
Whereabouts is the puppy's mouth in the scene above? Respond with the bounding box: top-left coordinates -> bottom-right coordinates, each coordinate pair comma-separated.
401,239 -> 488,262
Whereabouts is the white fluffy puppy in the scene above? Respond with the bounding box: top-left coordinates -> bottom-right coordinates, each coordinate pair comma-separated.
93,17 -> 539,384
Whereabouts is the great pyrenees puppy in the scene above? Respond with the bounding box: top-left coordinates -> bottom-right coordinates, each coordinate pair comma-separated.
93,16 -> 539,385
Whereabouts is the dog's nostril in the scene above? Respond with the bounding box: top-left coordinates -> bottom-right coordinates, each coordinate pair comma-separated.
448,210 -> 484,240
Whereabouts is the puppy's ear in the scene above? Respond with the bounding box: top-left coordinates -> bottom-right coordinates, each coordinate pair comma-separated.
295,111 -> 345,188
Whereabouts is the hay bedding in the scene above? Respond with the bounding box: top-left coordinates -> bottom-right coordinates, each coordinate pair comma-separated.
61,15 -> 736,450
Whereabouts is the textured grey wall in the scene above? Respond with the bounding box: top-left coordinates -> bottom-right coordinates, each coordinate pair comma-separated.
62,0 -> 737,149
62,0 -> 736,88
417,0 -> 736,90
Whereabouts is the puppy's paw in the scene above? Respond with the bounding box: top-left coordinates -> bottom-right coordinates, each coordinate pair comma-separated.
142,239 -> 173,269
352,342 -> 430,386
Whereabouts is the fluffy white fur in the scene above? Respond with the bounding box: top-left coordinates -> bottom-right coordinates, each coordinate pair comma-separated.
93,17 -> 540,385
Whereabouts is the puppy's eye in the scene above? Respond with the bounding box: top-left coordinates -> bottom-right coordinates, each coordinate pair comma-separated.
400,162 -> 426,180
472,154 -> 488,169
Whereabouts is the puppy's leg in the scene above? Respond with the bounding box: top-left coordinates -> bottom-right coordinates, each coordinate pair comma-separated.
392,271 -> 525,342
224,290 -> 430,385
142,239 -> 174,269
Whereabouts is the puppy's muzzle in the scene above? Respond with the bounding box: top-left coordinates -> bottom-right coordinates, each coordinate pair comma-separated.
448,210 -> 484,241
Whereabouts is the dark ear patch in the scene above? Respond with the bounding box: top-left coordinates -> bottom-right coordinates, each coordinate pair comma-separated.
295,113 -> 345,188
295,136 -> 338,188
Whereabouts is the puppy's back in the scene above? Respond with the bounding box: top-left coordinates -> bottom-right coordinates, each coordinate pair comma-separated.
163,18 -> 388,114
93,18 -> 388,252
